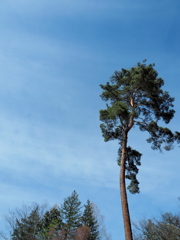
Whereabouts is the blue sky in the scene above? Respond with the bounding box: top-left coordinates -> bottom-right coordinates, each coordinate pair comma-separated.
0,0 -> 180,239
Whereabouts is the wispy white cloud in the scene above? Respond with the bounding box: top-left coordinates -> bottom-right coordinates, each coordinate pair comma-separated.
3,0 -> 141,16
0,110 -> 119,189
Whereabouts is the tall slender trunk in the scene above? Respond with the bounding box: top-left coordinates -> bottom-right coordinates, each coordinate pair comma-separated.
120,131 -> 133,240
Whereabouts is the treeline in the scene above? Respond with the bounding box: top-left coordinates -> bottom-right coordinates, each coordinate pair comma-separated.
1,191 -> 111,240
2,190 -> 180,240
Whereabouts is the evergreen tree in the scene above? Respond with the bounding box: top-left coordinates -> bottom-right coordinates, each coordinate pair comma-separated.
99,60 -> 179,240
11,205 -> 41,240
82,200 -> 100,240
39,205 -> 63,239
61,190 -> 82,239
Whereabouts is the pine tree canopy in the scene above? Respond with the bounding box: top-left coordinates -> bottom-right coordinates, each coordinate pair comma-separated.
100,60 -> 179,193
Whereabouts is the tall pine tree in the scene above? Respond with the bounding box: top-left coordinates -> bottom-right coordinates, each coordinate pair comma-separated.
100,60 -> 179,240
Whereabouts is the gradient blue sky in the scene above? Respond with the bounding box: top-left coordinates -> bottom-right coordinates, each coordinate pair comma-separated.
0,0 -> 180,239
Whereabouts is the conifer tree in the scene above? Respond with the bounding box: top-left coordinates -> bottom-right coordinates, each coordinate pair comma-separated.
11,205 -> 41,240
99,60 -> 179,240
82,200 -> 100,240
61,190 -> 82,239
39,205 -> 63,239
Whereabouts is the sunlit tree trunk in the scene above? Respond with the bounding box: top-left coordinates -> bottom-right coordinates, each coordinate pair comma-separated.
120,131 -> 133,240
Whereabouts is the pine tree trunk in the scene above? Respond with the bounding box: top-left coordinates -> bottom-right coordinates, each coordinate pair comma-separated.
120,132 -> 133,240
